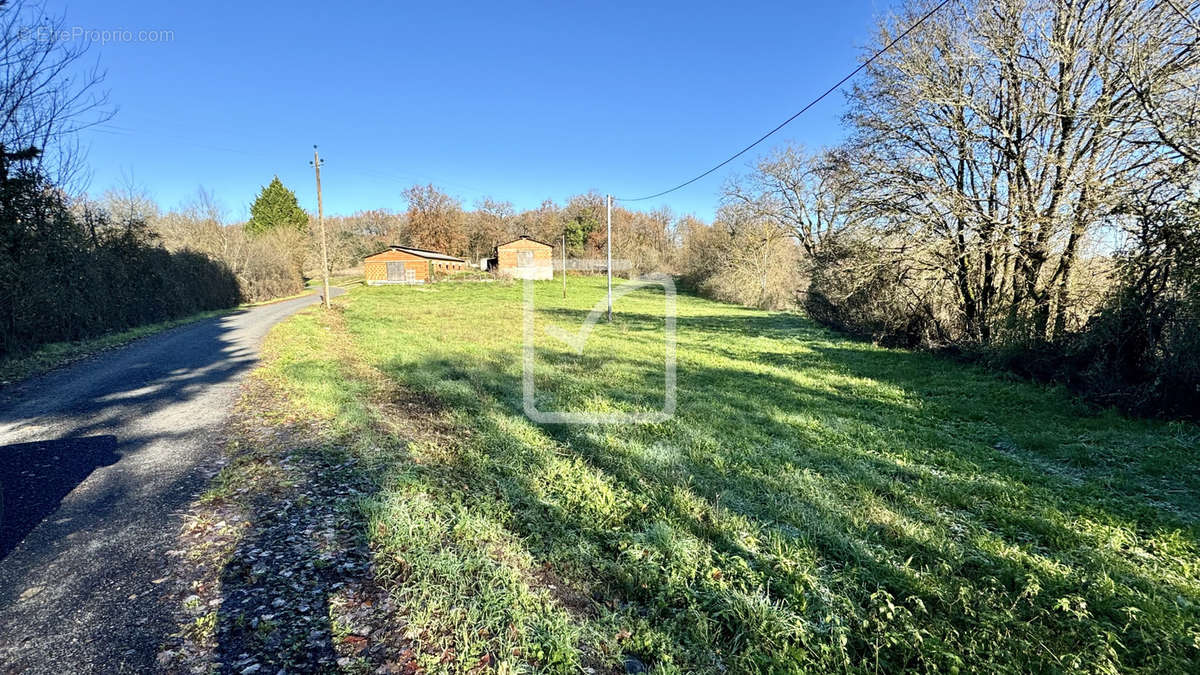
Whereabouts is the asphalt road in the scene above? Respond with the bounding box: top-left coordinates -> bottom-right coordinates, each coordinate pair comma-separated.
0,289 -> 340,673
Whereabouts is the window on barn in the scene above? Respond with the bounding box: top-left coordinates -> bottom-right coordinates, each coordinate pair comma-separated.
517,250 -> 533,267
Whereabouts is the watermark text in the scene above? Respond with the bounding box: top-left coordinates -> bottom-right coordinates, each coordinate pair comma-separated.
20,25 -> 174,45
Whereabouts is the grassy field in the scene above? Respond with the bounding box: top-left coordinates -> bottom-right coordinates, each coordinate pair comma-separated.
237,276 -> 1198,673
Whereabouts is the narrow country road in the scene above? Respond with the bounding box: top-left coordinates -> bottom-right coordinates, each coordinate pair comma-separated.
0,289 -> 342,673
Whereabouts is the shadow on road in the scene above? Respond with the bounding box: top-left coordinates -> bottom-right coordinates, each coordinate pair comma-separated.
0,296 -> 326,672
0,436 -> 120,560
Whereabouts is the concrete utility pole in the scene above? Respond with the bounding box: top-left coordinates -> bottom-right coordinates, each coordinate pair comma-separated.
311,145 -> 330,310
561,233 -> 567,299
606,194 -> 612,322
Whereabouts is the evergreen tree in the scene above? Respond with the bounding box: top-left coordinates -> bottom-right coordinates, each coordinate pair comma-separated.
245,176 -> 308,236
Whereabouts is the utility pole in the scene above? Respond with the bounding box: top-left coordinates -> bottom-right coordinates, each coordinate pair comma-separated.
606,194 -> 612,322
561,232 -> 567,299
311,145 -> 330,310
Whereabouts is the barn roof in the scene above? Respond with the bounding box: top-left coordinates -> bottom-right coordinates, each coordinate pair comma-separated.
366,245 -> 466,262
496,235 -> 553,249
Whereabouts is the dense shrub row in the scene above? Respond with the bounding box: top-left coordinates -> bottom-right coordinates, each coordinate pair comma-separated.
802,202 -> 1200,419
980,203 -> 1200,419
676,216 -> 806,311
802,238 -> 948,348
0,173 -> 240,359
230,233 -> 305,303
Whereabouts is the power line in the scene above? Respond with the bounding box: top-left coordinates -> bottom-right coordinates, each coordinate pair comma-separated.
89,124 -> 266,158
615,0 -> 954,202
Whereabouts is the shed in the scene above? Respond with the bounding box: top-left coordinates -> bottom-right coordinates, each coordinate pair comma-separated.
493,236 -> 554,280
364,246 -> 467,285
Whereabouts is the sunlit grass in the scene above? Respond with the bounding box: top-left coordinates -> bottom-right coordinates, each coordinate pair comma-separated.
256,275 -> 1200,673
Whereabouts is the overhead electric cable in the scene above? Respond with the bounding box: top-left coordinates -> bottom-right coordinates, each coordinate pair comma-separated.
614,0 -> 954,202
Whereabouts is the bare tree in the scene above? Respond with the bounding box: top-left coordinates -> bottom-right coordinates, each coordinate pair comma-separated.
842,0 -> 1197,342
0,0 -> 111,187
677,203 -> 802,309
723,144 -> 853,258
1112,0 -> 1200,165
618,205 -> 677,274
100,170 -> 158,234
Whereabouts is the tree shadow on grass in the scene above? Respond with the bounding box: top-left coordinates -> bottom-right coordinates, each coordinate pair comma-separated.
541,306 -> 1200,517
372,306 -> 1200,671
210,452 -> 366,673
166,438 -> 419,674
190,403 -> 419,671
801,339 -> 1200,519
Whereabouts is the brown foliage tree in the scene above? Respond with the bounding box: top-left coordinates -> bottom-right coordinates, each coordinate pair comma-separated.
402,184 -> 467,256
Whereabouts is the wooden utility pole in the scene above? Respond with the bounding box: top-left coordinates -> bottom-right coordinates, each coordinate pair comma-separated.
561,233 -> 567,299
606,194 -> 613,322
311,145 -> 330,309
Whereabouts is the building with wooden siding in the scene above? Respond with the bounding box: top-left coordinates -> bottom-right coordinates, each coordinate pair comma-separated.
364,246 -> 466,285
492,236 -> 554,280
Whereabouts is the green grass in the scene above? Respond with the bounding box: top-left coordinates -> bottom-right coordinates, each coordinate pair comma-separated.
253,276 -> 1200,673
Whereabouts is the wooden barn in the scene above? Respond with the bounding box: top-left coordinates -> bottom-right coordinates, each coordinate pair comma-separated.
492,236 -> 554,280
364,246 -> 467,285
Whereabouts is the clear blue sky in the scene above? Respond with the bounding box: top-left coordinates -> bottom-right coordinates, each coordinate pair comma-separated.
58,0 -> 893,221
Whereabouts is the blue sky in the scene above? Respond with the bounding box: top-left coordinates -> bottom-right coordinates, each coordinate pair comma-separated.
57,0 -> 893,220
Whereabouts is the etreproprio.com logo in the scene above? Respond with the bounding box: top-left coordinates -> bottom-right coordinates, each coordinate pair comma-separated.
20,25 -> 174,45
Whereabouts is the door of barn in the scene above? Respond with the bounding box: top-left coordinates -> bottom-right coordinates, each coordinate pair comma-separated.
386,261 -> 405,282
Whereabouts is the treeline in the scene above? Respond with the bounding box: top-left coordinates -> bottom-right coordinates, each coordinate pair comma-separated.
153,181 -> 310,303
0,168 -> 240,358
710,0 -> 1200,418
313,186 -> 684,276
0,1 -> 240,360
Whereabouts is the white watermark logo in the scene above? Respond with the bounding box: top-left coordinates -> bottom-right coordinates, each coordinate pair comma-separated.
522,273 -> 676,424
20,25 -> 174,45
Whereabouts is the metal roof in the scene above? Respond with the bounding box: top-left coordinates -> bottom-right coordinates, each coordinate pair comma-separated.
368,245 -> 466,262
